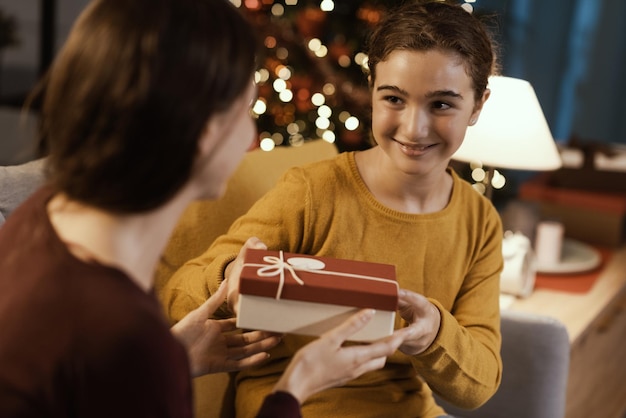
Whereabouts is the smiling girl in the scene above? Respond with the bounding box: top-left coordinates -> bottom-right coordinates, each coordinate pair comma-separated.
163,1 -> 504,417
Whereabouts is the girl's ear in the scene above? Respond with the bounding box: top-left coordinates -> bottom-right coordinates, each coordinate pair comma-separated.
469,88 -> 491,126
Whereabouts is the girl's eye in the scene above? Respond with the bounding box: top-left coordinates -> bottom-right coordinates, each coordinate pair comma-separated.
433,101 -> 452,110
383,95 -> 403,105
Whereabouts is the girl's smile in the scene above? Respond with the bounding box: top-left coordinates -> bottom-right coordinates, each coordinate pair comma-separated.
391,138 -> 440,157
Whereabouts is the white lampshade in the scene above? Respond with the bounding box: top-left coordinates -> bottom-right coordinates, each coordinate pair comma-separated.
452,76 -> 562,171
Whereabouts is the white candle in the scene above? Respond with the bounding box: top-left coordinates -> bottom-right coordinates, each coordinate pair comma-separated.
535,221 -> 565,266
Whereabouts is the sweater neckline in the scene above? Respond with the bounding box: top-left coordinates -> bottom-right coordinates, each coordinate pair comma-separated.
343,151 -> 460,220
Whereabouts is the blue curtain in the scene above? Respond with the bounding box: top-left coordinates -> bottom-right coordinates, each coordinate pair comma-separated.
476,0 -> 626,145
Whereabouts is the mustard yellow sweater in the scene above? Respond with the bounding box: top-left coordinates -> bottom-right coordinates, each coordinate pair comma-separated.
162,152 -> 503,418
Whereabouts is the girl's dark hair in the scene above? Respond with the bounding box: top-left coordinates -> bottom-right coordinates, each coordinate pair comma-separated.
33,0 -> 257,213
366,0 -> 498,101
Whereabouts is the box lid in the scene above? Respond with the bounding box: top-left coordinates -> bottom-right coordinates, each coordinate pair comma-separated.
240,249 -> 398,311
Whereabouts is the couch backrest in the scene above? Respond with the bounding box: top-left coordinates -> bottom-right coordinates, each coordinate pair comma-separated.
154,140 -> 339,292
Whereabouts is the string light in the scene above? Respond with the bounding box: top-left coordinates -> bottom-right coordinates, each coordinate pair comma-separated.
272,133 -> 284,145
345,116 -> 359,131
356,54 -> 369,72
461,0 -> 476,14
255,68 -> 270,84
491,170 -> 506,189
252,99 -> 267,115
317,105 -> 332,118
322,130 -> 336,143
273,78 -> 287,93
243,0 -> 261,10
287,123 -> 300,135
315,117 -> 331,130
307,38 -> 322,52
322,83 -> 335,96
313,45 -> 328,58
279,89 -> 294,102
467,161 -> 507,196
311,93 -> 325,106
276,47 -> 289,60
338,55 -> 351,68
320,0 -> 334,12
276,66 -> 292,80
338,111 -> 351,123
289,134 -> 305,146
271,4 -> 284,16
260,137 -> 275,151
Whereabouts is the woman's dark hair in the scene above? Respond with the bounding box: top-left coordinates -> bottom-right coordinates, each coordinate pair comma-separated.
366,0 -> 498,101
33,0 -> 257,213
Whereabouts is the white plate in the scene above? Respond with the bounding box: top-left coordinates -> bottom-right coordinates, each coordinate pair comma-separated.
536,238 -> 601,274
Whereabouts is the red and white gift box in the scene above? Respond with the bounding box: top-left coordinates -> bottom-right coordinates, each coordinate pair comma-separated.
236,249 -> 398,342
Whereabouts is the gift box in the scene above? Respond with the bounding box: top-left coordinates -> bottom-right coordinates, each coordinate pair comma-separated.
236,249 -> 398,342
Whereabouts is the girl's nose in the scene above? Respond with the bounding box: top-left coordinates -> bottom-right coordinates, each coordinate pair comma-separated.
401,107 -> 429,140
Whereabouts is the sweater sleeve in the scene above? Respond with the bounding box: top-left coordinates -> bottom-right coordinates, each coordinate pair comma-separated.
409,202 -> 504,409
255,392 -> 302,418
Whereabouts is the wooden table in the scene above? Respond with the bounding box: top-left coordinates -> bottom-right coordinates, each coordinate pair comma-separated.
507,245 -> 626,418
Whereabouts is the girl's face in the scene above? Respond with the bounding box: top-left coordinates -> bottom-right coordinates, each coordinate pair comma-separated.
194,80 -> 258,199
371,49 -> 487,177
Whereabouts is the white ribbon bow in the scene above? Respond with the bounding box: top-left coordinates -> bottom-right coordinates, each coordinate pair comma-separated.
255,251 -> 305,299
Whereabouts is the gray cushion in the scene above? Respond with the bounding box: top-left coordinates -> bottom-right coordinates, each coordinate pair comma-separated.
0,158 -> 46,226
434,310 -> 570,418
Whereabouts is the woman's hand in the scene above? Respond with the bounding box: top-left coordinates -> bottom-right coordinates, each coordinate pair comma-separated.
171,279 -> 281,377
271,309 -> 415,404
396,289 -> 442,356
224,237 -> 267,314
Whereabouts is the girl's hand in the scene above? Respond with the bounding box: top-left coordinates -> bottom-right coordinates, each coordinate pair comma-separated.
396,289 -> 442,356
224,237 -> 267,314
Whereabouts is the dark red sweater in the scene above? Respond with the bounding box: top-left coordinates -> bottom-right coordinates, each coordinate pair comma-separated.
0,187 -> 193,417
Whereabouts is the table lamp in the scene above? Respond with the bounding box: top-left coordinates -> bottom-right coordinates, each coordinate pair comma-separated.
452,76 -> 563,298
452,75 -> 562,199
